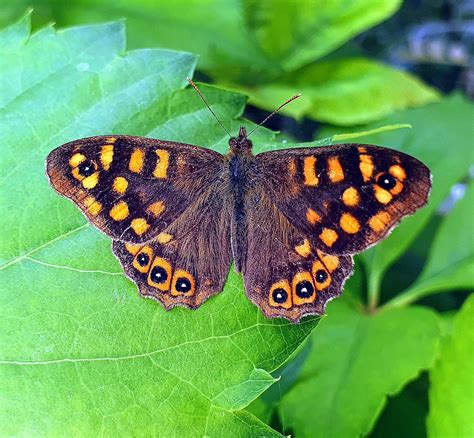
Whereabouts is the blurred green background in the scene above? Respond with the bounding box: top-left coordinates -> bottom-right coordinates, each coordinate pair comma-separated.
0,0 -> 473,437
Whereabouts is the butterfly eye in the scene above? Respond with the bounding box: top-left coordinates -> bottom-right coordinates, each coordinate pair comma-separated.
77,160 -> 96,177
150,266 -> 168,284
295,280 -> 314,298
376,173 -> 397,190
272,288 -> 288,304
314,270 -> 328,283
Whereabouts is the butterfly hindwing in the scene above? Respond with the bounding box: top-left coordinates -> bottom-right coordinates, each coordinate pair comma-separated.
256,144 -> 431,255
241,189 -> 354,322
113,182 -> 232,309
46,135 -> 224,243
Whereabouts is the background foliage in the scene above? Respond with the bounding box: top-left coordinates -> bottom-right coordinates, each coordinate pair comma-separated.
0,1 -> 473,437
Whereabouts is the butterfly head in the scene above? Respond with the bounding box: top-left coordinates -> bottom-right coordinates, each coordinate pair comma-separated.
229,126 -> 253,155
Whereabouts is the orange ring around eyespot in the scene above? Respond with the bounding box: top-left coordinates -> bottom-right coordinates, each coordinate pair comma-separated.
269,280 -> 292,309
147,257 -> 172,291
171,269 -> 196,297
312,261 -> 331,290
292,271 -> 316,305
132,246 -> 153,273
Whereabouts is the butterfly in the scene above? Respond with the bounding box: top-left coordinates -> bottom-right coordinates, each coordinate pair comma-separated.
46,95 -> 431,323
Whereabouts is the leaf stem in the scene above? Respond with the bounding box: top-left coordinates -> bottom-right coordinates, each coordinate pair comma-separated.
367,271 -> 382,312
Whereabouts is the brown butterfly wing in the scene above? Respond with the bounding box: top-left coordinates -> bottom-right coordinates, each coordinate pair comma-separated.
242,189 -> 353,323
46,135 -> 224,243
256,144 -> 431,255
112,182 -> 232,309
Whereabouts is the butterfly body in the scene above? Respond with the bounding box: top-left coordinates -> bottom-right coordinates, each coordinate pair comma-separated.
46,127 -> 431,322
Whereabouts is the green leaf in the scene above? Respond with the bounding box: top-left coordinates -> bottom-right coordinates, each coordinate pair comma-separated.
244,0 -> 402,71
0,17 -> 316,436
237,59 -> 439,125
427,295 -> 474,438
386,182 -> 474,309
320,95 -> 474,306
281,299 -> 441,438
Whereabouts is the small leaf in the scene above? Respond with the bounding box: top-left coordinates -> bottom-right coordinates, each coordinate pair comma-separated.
244,0 -> 402,71
234,58 -> 439,125
281,299 -> 441,438
427,295 -> 474,438
0,17 -> 315,436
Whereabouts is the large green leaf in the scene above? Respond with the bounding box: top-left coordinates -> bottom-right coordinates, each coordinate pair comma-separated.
0,15 -> 316,436
281,299 -> 441,438
232,58 -> 439,125
427,295 -> 474,438
386,181 -> 474,309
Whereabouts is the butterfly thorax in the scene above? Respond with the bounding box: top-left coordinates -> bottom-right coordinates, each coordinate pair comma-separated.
228,126 -> 253,156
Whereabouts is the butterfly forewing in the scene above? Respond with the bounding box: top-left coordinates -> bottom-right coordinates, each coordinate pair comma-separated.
256,144 -> 431,255
46,135 -> 224,243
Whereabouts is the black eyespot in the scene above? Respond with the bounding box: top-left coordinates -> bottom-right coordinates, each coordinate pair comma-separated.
377,173 -> 397,190
150,266 -> 168,284
77,160 -> 95,177
175,277 -> 192,293
136,253 -> 149,267
296,280 -> 314,298
272,288 -> 288,304
315,270 -> 328,283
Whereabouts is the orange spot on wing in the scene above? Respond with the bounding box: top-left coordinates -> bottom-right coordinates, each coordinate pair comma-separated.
83,195 -> 102,216
317,250 -> 340,272
81,172 -> 99,189
312,261 -> 332,290
131,218 -> 149,235
125,243 -> 141,255
295,239 -> 311,257
153,149 -> 170,179
113,176 -> 128,194
100,145 -> 114,170
147,201 -> 166,217
319,228 -> 338,247
369,211 -> 391,233
303,156 -> 318,186
157,233 -> 173,244
109,201 -> 129,221
359,154 -> 374,182
328,157 -> 344,182
390,164 -> 406,181
340,213 -> 360,234
374,186 -> 393,204
129,148 -> 144,173
69,153 -> 86,168
342,187 -> 360,207
306,208 -> 321,225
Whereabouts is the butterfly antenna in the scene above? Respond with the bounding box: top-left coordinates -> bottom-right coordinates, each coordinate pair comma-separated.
186,77 -> 231,137
247,93 -> 301,137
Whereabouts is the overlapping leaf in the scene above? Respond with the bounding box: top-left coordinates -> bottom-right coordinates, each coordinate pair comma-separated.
0,15 -> 315,436
0,0 -> 438,125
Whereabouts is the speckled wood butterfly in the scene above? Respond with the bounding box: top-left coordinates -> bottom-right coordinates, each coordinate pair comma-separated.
46,89 -> 431,323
